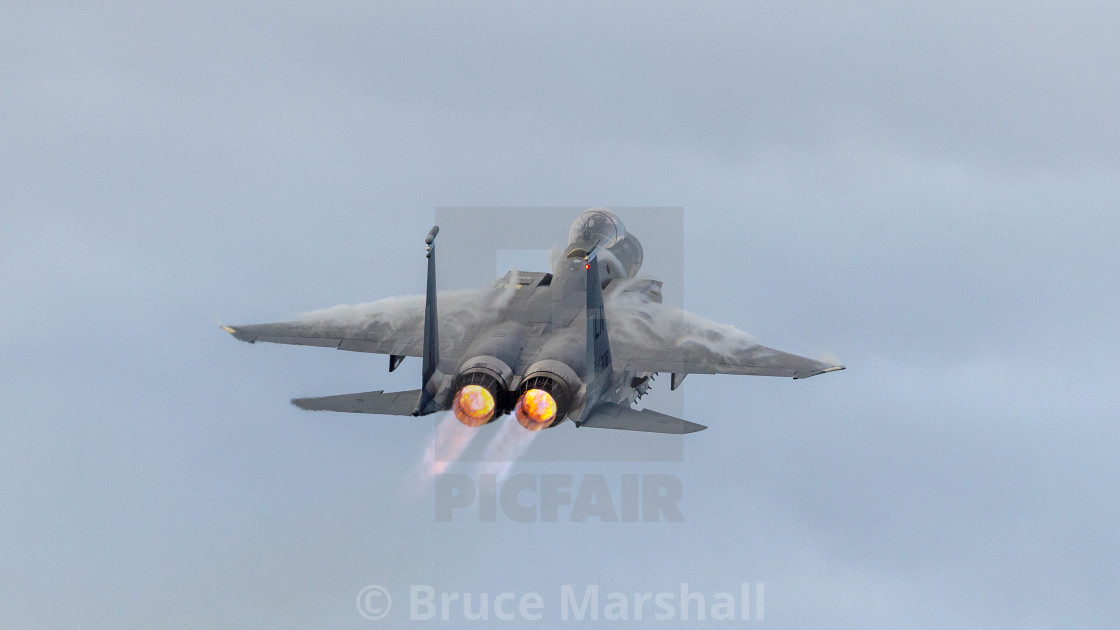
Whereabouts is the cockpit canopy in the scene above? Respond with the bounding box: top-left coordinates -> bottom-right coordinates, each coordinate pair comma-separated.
564,207 -> 644,279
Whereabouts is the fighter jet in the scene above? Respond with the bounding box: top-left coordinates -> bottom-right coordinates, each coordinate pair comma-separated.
222,208 -> 843,434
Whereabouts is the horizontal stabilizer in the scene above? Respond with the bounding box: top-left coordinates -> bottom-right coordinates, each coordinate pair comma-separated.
291,389 -> 422,416
580,403 -> 706,434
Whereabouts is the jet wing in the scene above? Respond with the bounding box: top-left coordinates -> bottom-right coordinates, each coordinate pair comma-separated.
222,288 -> 493,358
606,299 -> 843,379
223,320 -> 424,357
612,340 -> 842,378
580,403 -> 707,434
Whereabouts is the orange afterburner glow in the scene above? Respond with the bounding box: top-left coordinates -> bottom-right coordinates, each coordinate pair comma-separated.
515,389 -> 558,430
452,385 -> 496,427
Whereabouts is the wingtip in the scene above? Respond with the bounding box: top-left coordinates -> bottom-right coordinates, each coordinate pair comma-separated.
683,421 -> 708,434
793,363 -> 846,379
220,324 -> 258,343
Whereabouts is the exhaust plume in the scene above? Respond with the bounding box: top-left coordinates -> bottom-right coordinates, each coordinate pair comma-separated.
475,418 -> 540,482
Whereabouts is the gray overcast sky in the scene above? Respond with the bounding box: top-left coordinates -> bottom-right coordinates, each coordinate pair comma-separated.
2,2 -> 1118,628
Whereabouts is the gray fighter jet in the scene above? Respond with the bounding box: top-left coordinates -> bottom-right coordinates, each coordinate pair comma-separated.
223,208 -> 843,433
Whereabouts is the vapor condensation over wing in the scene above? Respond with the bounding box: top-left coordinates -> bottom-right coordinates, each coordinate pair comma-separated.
604,277 -> 759,355
298,285 -> 518,357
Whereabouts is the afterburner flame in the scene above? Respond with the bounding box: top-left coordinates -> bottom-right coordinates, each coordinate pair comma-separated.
515,389 -> 557,430
452,385 -> 496,427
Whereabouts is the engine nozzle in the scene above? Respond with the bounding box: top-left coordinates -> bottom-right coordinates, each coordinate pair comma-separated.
512,368 -> 574,431
452,384 -> 497,427
450,357 -> 516,427
514,389 -> 558,431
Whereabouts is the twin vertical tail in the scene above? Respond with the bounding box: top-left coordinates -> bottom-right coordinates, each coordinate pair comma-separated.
412,226 -> 441,416
409,230 -> 613,421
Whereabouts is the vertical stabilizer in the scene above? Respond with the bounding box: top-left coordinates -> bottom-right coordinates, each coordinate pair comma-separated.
412,225 -> 440,416
579,250 -> 613,424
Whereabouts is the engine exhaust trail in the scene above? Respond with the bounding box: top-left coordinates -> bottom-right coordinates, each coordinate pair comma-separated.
427,412 -> 480,476
402,412 -> 482,498
475,417 -> 540,482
